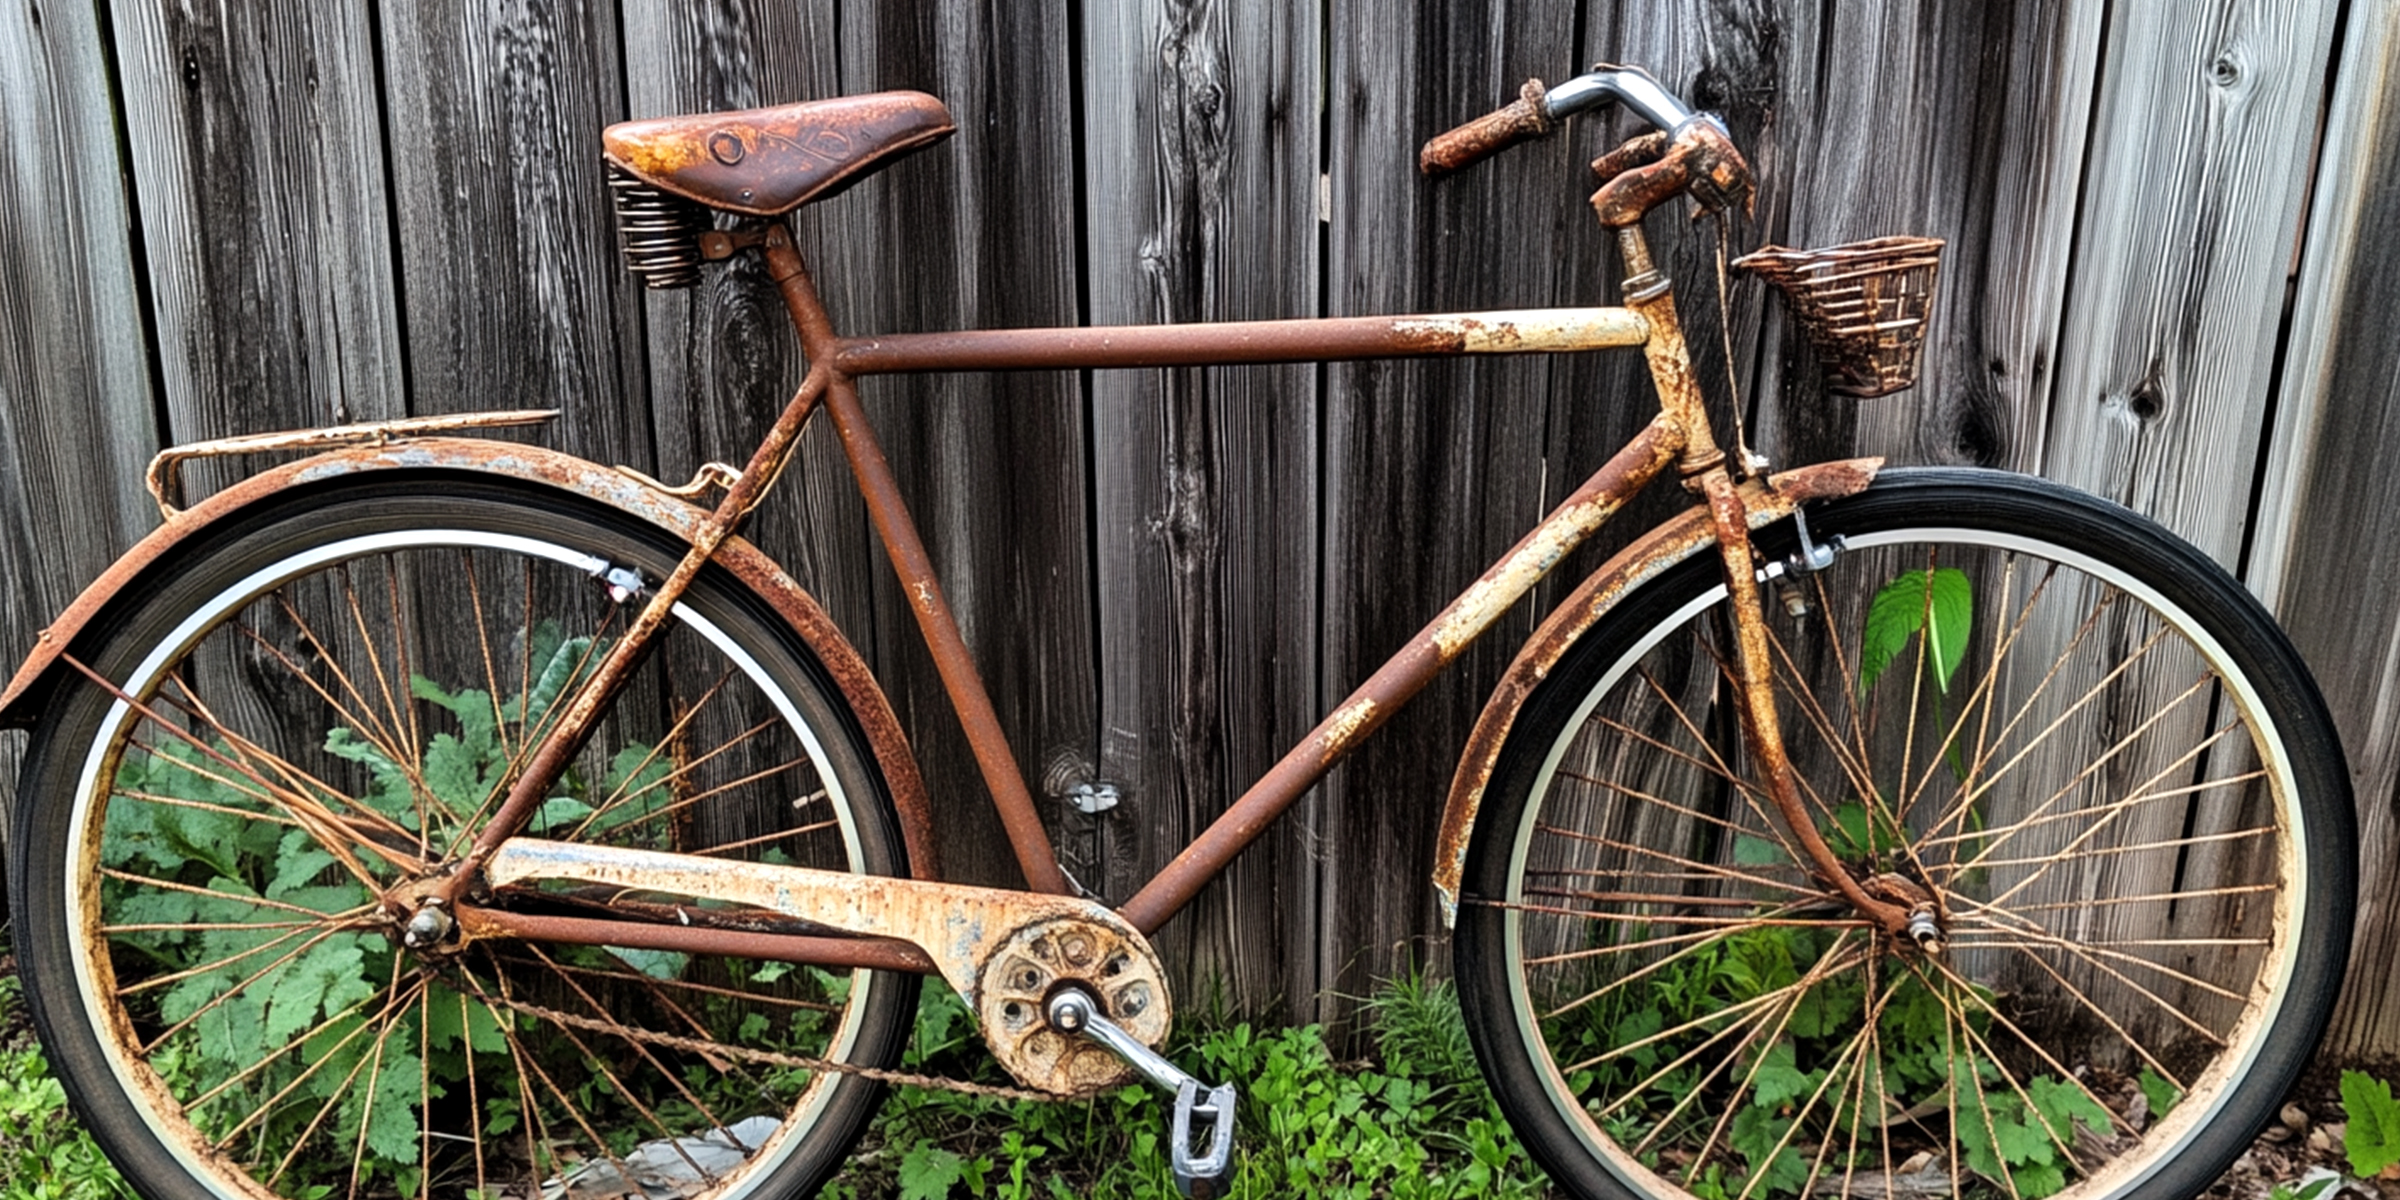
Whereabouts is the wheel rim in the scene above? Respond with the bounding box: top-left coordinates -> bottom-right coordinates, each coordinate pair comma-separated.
1495,527 -> 2304,1200
63,525 -> 887,1200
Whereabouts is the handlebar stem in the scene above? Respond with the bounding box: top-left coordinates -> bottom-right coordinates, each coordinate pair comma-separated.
1544,64 -> 1705,135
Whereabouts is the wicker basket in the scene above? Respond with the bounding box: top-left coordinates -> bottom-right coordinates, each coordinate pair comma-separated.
1733,236 -> 1945,398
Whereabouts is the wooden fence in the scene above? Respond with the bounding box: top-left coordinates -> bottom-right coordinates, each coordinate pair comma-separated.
2,0 -> 2396,1062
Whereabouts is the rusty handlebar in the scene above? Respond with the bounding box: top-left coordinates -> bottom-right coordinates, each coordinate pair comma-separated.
1421,64 -> 1754,227
1418,77 -> 1555,174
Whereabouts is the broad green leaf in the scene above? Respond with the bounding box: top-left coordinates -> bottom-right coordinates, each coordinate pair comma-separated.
1858,567 -> 1973,695
1734,834 -> 1789,866
2027,1074 -> 2114,1142
606,946 -> 688,980
268,829 -> 338,898
357,1046 -> 425,1163
519,633 -> 595,729
1748,1040 -> 1816,1110
532,796 -> 594,833
2138,1067 -> 2181,1121
2342,1069 -> 2400,1177
897,1145 -> 966,1200
2015,1159 -> 2068,1198
422,732 -> 491,818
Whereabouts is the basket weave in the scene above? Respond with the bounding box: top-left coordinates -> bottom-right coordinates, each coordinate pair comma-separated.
1733,236 -> 1945,397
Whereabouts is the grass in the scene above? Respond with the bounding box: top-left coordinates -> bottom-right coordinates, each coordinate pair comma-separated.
0,931 -> 136,1200
0,928 -> 1546,1198
825,973 -> 1549,1198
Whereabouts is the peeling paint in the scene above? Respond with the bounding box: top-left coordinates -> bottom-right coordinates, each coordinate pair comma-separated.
1320,697 -> 1378,757
1429,458 -> 1884,920
1391,307 -> 1647,354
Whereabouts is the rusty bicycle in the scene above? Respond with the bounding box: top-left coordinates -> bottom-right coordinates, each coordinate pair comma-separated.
0,62 -> 2355,1200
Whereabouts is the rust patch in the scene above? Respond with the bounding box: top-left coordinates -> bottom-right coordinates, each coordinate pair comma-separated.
481,838 -> 1173,1095
0,438 -> 939,885
1430,457 -> 1885,920
1419,77 -> 1553,174
1116,422 -> 1687,935
1390,308 -> 1648,355
831,309 -> 1644,375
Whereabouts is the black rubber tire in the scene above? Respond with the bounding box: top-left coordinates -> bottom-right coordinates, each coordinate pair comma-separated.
1456,468 -> 2353,1200
8,474 -> 920,1200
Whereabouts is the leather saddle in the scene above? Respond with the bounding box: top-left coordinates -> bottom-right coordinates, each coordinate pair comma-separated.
603,92 -> 955,217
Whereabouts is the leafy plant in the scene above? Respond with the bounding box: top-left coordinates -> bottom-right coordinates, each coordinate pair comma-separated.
1858,567 -> 1972,695
2342,1069 -> 2400,1178
829,977 -> 1547,1198
92,620 -> 689,1193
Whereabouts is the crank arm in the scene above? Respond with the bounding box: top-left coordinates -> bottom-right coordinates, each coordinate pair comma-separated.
480,838 -> 1142,1007
1049,991 -> 1236,1197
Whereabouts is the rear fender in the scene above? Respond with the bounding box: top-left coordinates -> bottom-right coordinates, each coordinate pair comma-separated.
0,438 -> 939,880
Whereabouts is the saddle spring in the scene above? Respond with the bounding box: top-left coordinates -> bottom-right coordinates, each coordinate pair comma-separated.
606,162 -> 710,289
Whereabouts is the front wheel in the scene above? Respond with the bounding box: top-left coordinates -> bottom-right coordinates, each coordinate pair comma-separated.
10,475 -> 919,1200
1456,468 -> 2352,1200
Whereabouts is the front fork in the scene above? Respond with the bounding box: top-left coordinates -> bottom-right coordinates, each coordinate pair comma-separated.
1615,224 -> 1923,942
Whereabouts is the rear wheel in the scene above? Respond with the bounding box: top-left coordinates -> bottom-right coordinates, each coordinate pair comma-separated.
10,475 -> 919,1200
1456,469 -> 2352,1200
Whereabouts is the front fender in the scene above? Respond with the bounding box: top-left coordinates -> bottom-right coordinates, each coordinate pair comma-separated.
0,437 -> 939,880
1430,458 -> 1882,922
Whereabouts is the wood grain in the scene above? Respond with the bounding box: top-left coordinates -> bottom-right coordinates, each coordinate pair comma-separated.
108,0 -> 406,462
1078,0 -> 1324,1021
377,0 -> 644,466
2247,0 -> 2400,1066
1316,0 -> 1598,1023
0,0 -> 160,687
810,2 -> 1098,892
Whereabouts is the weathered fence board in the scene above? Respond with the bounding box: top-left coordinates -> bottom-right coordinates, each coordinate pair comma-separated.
109,0 -> 406,469
1080,0 -> 1326,1010
378,0 -> 647,466
3,0 -> 2397,1057
817,1 -> 1098,893
2250,0 -> 2400,1068
0,0 -> 168,913
0,0 -> 159,641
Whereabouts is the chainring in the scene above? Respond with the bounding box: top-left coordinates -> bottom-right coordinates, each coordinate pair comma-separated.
975,914 -> 1172,1096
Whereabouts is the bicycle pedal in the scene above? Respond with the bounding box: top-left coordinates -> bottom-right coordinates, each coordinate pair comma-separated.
1171,1078 -> 1237,1198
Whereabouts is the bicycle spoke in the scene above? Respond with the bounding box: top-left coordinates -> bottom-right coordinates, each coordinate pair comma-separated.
691,817 -> 841,858
1947,698 -> 2228,886
524,944 -> 744,1147
1532,824 -> 1824,898
568,667 -> 741,839
1535,902 -> 1822,1021
460,551 -> 518,766
513,951 -> 720,1185
1915,953 -> 2142,1135
1927,621 -> 2174,845
1631,658 -> 1825,855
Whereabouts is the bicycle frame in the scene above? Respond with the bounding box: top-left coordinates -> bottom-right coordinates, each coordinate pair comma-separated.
0,205 -> 1906,1013
424,207 -> 1916,955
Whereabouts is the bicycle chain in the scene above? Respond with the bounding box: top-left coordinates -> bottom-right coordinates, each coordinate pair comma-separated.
503,998 -> 1062,1104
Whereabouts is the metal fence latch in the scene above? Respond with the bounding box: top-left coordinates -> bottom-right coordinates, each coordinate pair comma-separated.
1064,782 -> 1120,814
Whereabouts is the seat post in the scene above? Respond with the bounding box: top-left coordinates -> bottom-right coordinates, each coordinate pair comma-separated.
756,222 -> 844,362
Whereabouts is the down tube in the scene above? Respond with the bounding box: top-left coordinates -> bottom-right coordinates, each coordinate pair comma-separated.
1115,418 -> 1685,934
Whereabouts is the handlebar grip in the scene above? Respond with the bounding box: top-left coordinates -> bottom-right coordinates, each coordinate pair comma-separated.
1588,131 -> 1670,183
1419,78 -> 1552,175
